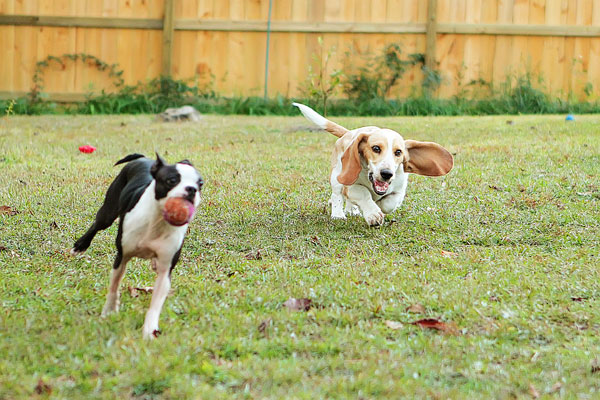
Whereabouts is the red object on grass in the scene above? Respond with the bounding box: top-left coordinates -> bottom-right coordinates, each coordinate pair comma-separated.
79,145 -> 96,154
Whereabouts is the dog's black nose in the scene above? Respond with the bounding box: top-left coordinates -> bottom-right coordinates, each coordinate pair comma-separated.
380,169 -> 394,181
185,186 -> 197,197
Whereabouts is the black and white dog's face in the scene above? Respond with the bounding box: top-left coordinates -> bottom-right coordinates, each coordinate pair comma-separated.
150,154 -> 204,208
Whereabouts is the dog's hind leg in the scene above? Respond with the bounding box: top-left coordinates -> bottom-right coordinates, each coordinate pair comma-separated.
330,173 -> 347,220
101,253 -> 130,316
72,173 -> 127,254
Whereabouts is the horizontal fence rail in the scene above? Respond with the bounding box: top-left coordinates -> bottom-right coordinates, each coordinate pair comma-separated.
2,15 -> 600,36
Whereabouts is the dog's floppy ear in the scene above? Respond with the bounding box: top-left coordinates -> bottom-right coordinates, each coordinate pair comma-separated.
150,152 -> 166,177
337,133 -> 368,185
404,140 -> 453,176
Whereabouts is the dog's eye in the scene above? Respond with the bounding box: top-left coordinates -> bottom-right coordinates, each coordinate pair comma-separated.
372,146 -> 381,154
167,177 -> 179,186
395,149 -> 402,157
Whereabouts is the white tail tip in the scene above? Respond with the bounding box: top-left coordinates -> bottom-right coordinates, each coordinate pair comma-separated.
292,102 -> 328,130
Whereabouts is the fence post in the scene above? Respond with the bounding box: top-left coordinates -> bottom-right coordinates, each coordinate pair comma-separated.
162,0 -> 174,76
425,0 -> 437,71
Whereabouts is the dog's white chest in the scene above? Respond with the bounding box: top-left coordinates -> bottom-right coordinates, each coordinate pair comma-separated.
121,189 -> 186,260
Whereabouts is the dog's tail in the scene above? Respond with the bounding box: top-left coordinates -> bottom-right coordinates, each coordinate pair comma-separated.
114,153 -> 145,166
292,102 -> 349,138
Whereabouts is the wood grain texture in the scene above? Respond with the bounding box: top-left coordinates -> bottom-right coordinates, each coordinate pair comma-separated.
1,0 -> 600,99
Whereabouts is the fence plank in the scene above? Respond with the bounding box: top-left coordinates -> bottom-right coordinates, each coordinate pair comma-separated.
162,0 -> 174,76
425,0 -> 438,70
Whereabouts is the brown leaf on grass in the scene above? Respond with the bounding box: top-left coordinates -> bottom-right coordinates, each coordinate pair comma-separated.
441,250 -> 458,258
550,382 -> 562,393
244,249 -> 262,260
258,317 -> 273,337
592,359 -> 600,374
528,383 -> 540,399
128,286 -> 153,298
0,245 -> 7,252
0,205 -> 19,216
406,303 -> 425,313
410,318 -> 459,335
488,184 -> 503,191
34,379 -> 52,395
571,296 -> 588,302
384,320 -> 404,330
283,297 -> 312,312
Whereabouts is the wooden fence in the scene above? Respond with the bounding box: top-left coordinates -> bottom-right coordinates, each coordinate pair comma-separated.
1,0 -> 600,101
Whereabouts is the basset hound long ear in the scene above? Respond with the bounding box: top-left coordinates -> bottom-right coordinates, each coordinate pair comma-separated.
337,133 -> 368,185
404,140 -> 454,176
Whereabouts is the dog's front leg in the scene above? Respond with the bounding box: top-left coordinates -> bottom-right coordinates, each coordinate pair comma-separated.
347,185 -> 384,226
376,192 -> 405,214
142,260 -> 171,339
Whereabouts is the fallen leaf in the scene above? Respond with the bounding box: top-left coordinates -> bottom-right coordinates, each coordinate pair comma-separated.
0,246 -> 7,252
550,382 -> 562,393
410,318 -> 459,335
528,383 -> 539,398
49,221 -> 59,229
258,317 -> 273,337
406,303 -> 425,313
0,205 -> 19,216
489,184 -> 503,191
283,297 -> 312,311
34,379 -> 52,395
592,359 -> 600,374
128,286 -> 153,298
571,296 -> 587,302
384,320 -> 404,330
128,286 -> 139,298
441,250 -> 458,258
489,295 -> 500,302
244,250 -> 262,260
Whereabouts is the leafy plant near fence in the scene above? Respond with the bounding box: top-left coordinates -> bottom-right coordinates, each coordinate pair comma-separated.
30,53 -> 125,103
298,37 -> 343,116
2,47 -> 600,116
342,43 -> 426,101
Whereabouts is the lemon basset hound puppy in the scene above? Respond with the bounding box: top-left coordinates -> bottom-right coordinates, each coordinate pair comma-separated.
293,103 -> 454,226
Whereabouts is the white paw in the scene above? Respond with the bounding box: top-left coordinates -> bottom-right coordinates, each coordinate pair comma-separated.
346,205 -> 361,216
101,297 -> 119,316
101,305 -> 118,317
331,211 -> 347,220
70,248 -> 82,256
142,326 -> 161,340
364,210 -> 385,226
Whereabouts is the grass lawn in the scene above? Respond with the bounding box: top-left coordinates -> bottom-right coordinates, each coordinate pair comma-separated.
1,113 -> 599,399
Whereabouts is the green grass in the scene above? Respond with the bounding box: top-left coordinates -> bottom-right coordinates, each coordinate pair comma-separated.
0,114 -> 599,398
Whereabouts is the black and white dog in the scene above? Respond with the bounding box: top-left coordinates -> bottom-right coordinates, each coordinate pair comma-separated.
71,153 -> 203,339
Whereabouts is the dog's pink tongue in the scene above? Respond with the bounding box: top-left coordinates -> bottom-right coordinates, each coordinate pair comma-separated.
375,180 -> 389,192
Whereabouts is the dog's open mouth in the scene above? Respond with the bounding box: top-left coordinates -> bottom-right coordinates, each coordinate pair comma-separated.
369,173 -> 389,195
